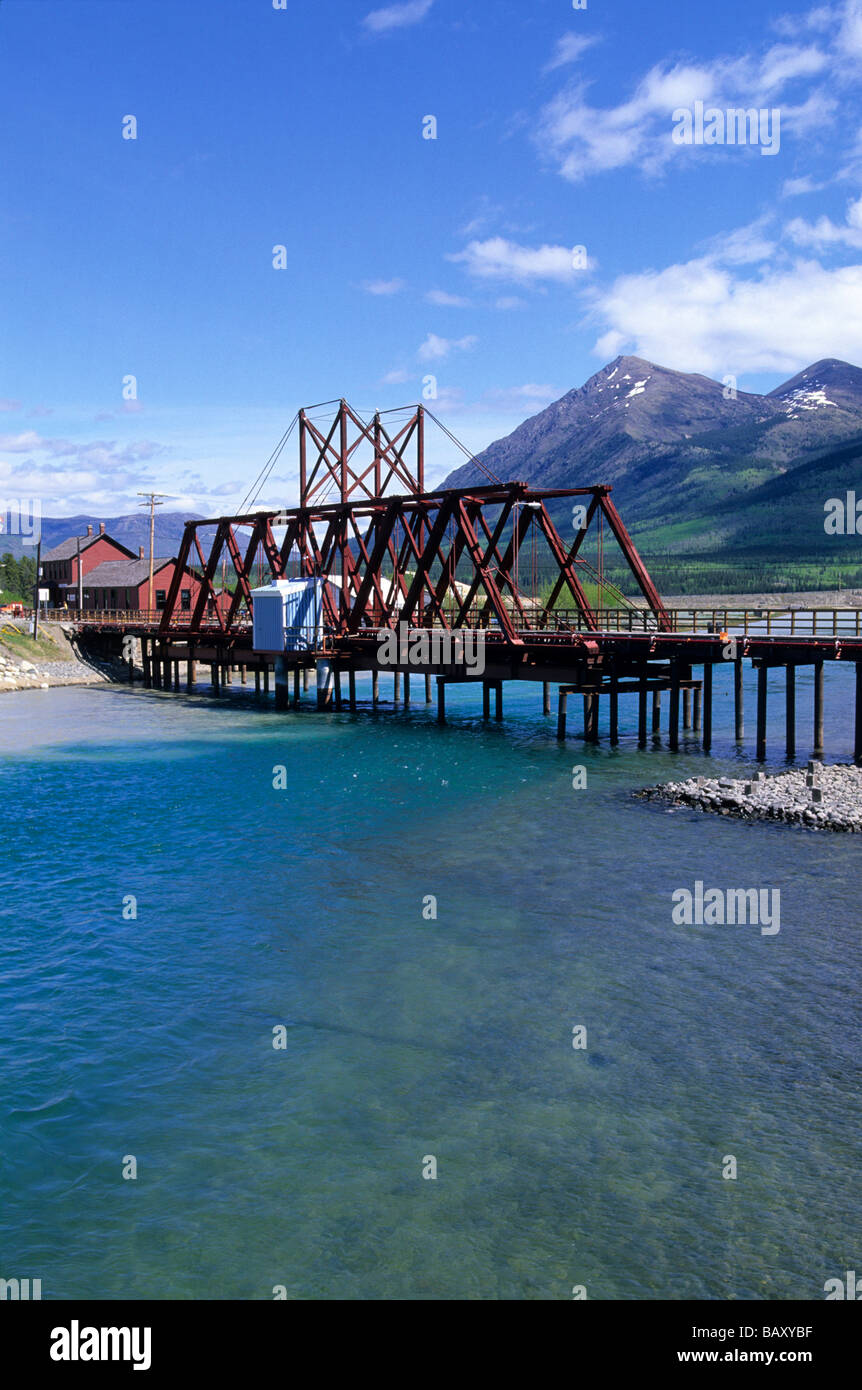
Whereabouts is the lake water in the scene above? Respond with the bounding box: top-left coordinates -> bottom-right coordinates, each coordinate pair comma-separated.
0,665 -> 859,1300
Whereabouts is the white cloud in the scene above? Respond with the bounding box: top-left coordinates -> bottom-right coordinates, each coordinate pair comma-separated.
533,33 -> 834,182
544,33 -> 598,74
591,251 -> 862,374
417,333 -> 478,362
425,289 -> 470,306
495,296 -> 527,310
449,237 -> 592,284
381,367 -> 410,384
362,277 -> 406,295
363,0 -> 433,34
786,192 -> 862,248
0,399 -> 21,412
781,175 -> 826,196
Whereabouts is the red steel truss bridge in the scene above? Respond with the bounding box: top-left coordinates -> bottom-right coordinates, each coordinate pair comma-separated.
71,399 -> 862,761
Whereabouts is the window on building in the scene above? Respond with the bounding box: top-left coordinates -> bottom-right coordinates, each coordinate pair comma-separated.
155,590 -> 166,609
180,589 -> 191,611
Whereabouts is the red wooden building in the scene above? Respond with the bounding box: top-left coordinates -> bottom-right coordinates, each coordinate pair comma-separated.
81,555 -> 232,618
42,523 -> 137,606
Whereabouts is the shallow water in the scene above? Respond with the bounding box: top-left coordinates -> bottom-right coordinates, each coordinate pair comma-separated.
0,667 -> 859,1299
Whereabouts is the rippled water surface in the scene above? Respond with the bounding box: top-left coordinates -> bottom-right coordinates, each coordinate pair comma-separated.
0,668 -> 859,1299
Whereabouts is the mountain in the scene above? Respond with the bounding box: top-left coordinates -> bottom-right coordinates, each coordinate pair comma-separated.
442,356 -> 862,592
0,512 -> 203,560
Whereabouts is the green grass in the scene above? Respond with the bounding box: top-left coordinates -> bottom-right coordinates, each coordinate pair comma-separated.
0,626 -> 72,662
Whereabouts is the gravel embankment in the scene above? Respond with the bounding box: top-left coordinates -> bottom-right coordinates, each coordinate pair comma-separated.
638,763 -> 862,832
0,626 -> 117,694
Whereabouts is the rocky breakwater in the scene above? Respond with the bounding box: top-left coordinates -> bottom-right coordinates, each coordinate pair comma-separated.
638,762 -> 862,832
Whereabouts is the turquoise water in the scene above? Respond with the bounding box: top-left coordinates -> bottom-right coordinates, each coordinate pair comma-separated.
0,667 -> 859,1300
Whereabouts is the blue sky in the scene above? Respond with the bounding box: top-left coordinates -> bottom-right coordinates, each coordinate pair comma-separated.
2,0 -> 862,518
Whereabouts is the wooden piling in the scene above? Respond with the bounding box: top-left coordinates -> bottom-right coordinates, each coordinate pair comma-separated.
702,662 -> 713,753
143,639 -> 151,688
638,666 -> 648,747
610,672 -> 619,746
482,682 -> 490,719
254,668 -> 261,696
814,660 -> 825,754
436,677 -> 446,724
425,673 -> 432,703
557,688 -> 568,741
584,694 -> 594,740
734,656 -> 744,740
669,664 -> 680,752
785,665 -> 796,760
348,669 -> 356,711
403,673 -> 410,707
372,670 -> 380,706
263,666 -> 270,695
394,672 -> 401,704
693,684 -> 702,732
756,664 -> 768,761
856,663 -> 862,765
334,668 -> 343,711
543,681 -> 551,716
293,667 -> 300,706
683,687 -> 691,730
495,681 -> 502,721
652,689 -> 661,735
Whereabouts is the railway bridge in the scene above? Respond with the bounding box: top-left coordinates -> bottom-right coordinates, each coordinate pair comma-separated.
65,400 -> 862,762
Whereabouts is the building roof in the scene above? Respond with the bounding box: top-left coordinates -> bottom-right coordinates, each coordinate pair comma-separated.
81,558 -> 175,589
42,531 -> 135,562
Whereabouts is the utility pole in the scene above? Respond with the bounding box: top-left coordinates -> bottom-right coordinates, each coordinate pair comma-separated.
33,538 -> 42,640
137,492 -> 168,616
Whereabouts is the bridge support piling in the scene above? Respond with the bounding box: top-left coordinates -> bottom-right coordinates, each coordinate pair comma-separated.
436,677 -> 446,724
683,687 -> 692,730
495,681 -> 503,721
254,668 -> 260,696
240,665 -> 247,685
316,659 -> 334,710
349,669 -> 356,711
275,656 -> 290,711
557,689 -> 568,741
482,682 -> 490,719
856,663 -> 862,764
403,673 -> 410,708
734,657 -> 744,740
303,668 -> 310,692
652,690 -> 661,737
425,673 -> 432,703
638,667 -> 648,747
669,665 -> 680,752
543,682 -> 551,716
610,672 -> 619,746
142,639 -> 151,689
702,663 -> 713,753
263,665 -> 270,696
786,665 -> 796,760
393,672 -> 401,704
756,665 -> 768,761
372,670 -> 380,707
293,667 -> 301,707
584,694 -> 598,742
174,660 -> 180,689
814,660 -> 825,754
210,662 -> 218,695
693,685 -> 702,732
333,668 -> 343,711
